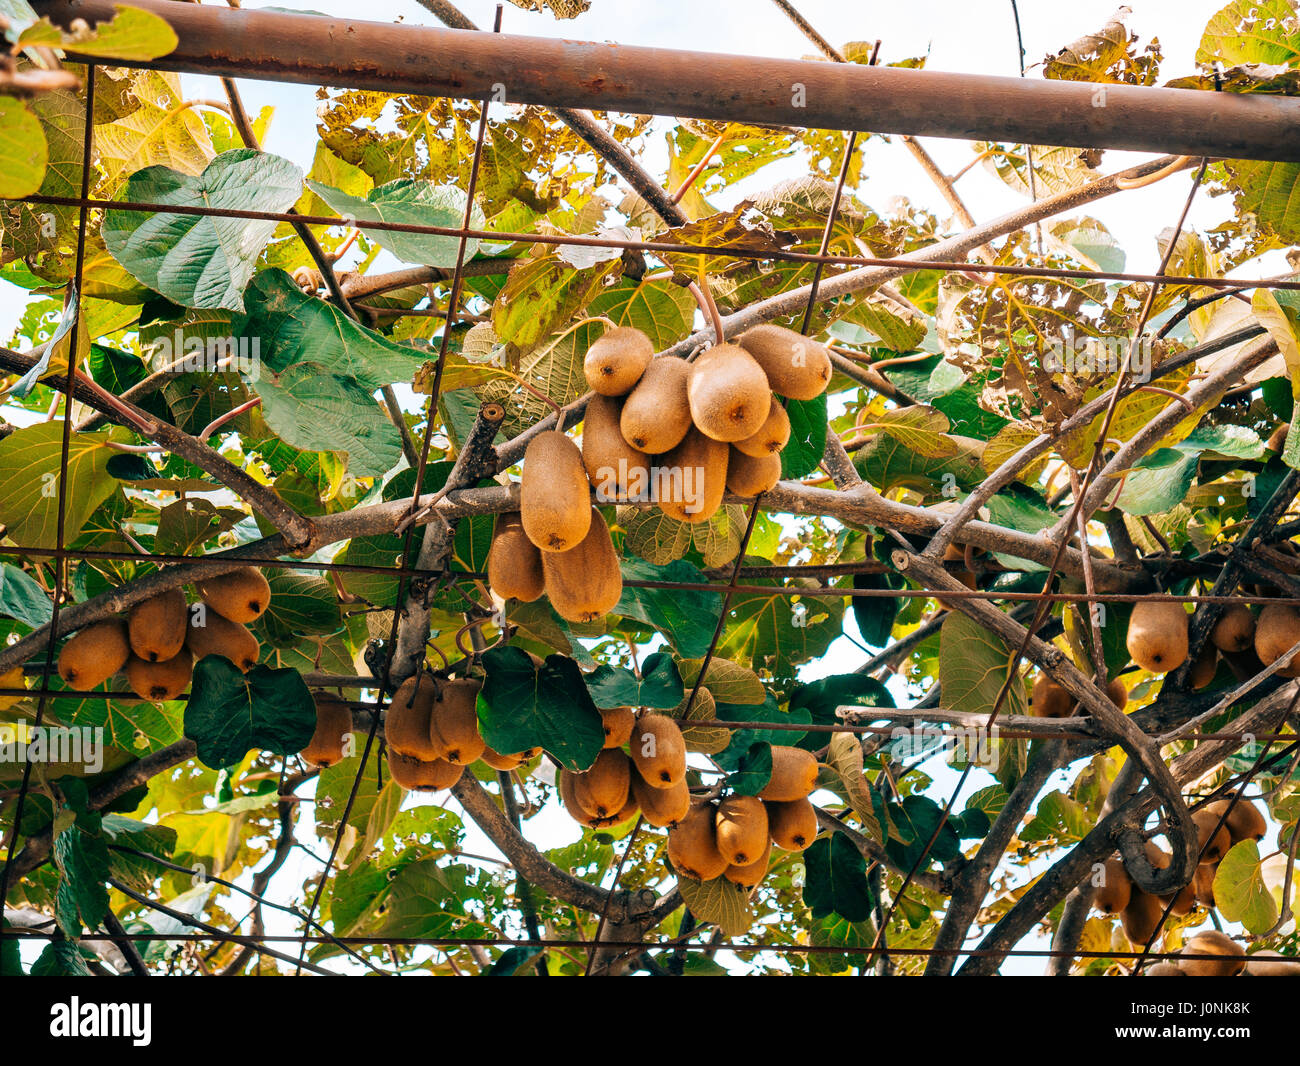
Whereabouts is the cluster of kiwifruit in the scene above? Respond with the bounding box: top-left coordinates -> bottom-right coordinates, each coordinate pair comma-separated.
559,709 -> 821,889
297,673 -> 541,784
485,323 -> 833,623
55,567 -> 270,701
1091,795 -> 1292,974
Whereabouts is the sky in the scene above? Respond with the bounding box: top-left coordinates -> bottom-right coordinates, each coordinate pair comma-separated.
6,0 -> 1285,973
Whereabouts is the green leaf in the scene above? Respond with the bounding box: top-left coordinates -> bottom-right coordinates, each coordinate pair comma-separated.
861,405 -> 958,459
0,95 -> 46,198
0,562 -> 52,628
53,826 -> 110,934
882,794 -> 961,868
584,651 -> 684,709
854,432 -> 986,496
1112,448 -> 1198,516
479,647 -> 605,772
675,657 -> 766,705
714,692 -> 810,769
614,558 -> 722,658
727,742 -> 773,796
938,611 -> 1028,717
306,178 -> 483,267
20,6 -> 179,60
717,580 -> 844,679
824,731 -> 883,843
1214,839 -> 1280,935
789,674 -> 894,748
675,874 -> 753,935
1196,0 -> 1300,67
588,276 -> 696,348
0,422 -> 120,549
809,912 -> 876,974
485,945 -> 543,975
183,658 -> 317,769
780,394 -> 828,479
1020,789 -> 1092,844
31,939 -> 93,977
254,569 -> 342,646
852,570 -> 902,647
803,832 -> 875,922
103,149 -> 303,310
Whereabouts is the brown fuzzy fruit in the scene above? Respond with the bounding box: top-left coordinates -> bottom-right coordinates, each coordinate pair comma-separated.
656,426 -> 728,524
1094,857 -> 1132,914
58,619 -> 130,690
1031,673 -> 1075,718
1181,930 -> 1245,976
736,324 -> 832,401
583,326 -> 653,396
724,839 -> 772,889
725,448 -> 782,497
1205,797 -> 1267,844
540,508 -> 623,623
758,746 -> 819,802
302,694 -> 353,768
185,606 -> 258,672
1126,598 -> 1190,674
478,744 -> 539,771
600,706 -> 636,749
125,650 -> 193,702
1106,677 -> 1129,710
667,802 -> 729,881
631,773 -> 690,828
1254,603 -> 1300,675
582,394 -> 651,502
620,357 -> 693,453
520,431 -> 592,553
387,750 -> 463,792
385,675 -> 440,761
1161,880 -> 1197,917
766,797 -> 818,852
1243,950 -> 1300,976
429,678 -> 485,766
198,567 -> 271,624
715,795 -> 769,866
1194,862 -> 1217,908
687,344 -> 773,443
573,748 -> 632,819
733,401 -> 791,458
128,588 -> 188,663
1120,889 -> 1163,946
487,513 -> 545,603
630,714 -> 687,789
1211,604 -> 1256,653
1193,808 -> 1232,864
1145,962 -> 1186,976
559,769 -> 600,824
1189,645 -> 1219,690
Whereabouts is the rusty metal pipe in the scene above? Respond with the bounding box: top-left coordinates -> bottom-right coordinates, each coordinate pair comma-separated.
35,0 -> 1300,163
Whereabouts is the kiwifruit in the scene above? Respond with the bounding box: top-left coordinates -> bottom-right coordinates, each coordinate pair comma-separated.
582,394 -> 650,501
572,748 -> 631,819
1266,423 -> 1290,452
128,588 -> 188,663
58,619 -> 130,690
559,768 -> 600,824
733,401 -> 791,458
1255,603 -> 1300,675
1120,889 -> 1163,946
735,324 -> 832,401
1205,797 -> 1267,844
766,797 -> 819,852
1192,808 -> 1232,864
487,513 -> 545,603
1162,879 -> 1197,917
1189,645 -> 1218,690
1031,673 -> 1075,718
1093,857 -> 1132,914
758,745 -> 819,802
520,431 -> 591,553
1145,962 -> 1186,976
1106,677 -> 1129,710
1180,930 -> 1245,977
1243,950 -> 1300,976
1126,598 -> 1189,674
197,567 -> 271,624
386,749 -> 463,792
1211,603 -> 1256,653
631,773 -> 690,828
611,795 -> 640,826
656,426 -> 728,523
1143,839 -> 1172,871
1194,862 -> 1217,908
934,567 -> 977,612
125,649 -> 192,702
185,607 -> 258,672
667,801 -> 729,881
630,714 -> 687,789
600,705 -> 636,749
687,344 -> 773,443
302,693 -> 353,768
724,839 -> 771,889
429,678 -> 485,765
725,448 -> 782,497
478,744 -> 539,771
540,508 -> 623,623
715,795 -> 769,866
385,674 -> 440,761
583,325 -> 653,396
620,356 -> 693,453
